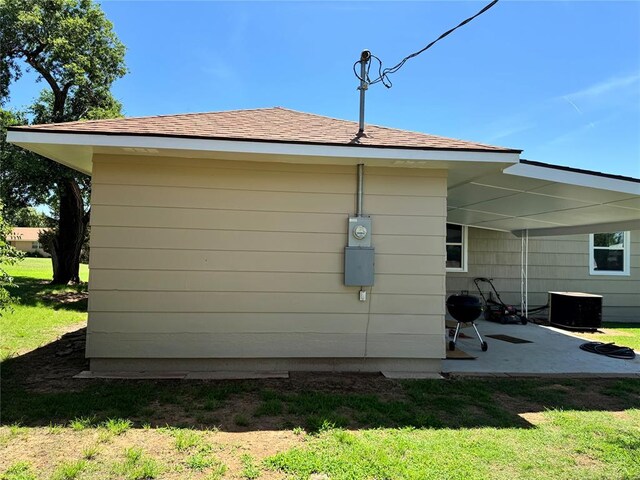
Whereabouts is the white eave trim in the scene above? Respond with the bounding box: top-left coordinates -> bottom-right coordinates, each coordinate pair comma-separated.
512,219 -> 640,237
505,162 -> 640,195
6,130 -> 521,164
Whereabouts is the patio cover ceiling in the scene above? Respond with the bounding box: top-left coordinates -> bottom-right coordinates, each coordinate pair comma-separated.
447,160 -> 640,236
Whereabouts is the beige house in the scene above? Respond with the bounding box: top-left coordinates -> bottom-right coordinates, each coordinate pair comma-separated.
7,108 -> 640,376
7,227 -> 50,257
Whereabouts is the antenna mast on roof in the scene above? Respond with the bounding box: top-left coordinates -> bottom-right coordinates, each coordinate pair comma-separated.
357,50 -> 371,135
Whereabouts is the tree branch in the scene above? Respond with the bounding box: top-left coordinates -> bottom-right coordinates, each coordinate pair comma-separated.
25,55 -> 61,96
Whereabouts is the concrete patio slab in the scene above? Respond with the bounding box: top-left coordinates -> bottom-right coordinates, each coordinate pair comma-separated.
442,320 -> 640,377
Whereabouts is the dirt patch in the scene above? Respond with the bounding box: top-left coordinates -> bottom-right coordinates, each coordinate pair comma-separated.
4,327 -> 89,392
40,291 -> 88,304
0,426 -> 301,479
518,411 -> 547,425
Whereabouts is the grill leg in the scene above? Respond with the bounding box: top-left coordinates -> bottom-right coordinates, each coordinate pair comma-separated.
453,322 -> 462,344
471,322 -> 485,346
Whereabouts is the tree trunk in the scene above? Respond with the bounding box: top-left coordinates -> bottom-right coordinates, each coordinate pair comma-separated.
50,178 -> 86,284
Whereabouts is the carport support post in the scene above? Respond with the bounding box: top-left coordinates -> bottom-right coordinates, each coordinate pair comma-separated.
520,229 -> 529,318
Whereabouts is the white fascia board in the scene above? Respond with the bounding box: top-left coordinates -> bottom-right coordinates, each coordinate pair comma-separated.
511,219 -> 640,237
7,130 -> 520,165
504,163 -> 640,195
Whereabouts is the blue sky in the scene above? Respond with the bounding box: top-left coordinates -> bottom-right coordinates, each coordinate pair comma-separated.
8,1 -> 640,177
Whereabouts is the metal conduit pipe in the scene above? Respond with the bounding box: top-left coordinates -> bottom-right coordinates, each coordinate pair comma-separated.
357,163 -> 364,216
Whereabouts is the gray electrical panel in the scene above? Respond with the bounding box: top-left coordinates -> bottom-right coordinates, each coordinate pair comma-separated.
344,247 -> 374,286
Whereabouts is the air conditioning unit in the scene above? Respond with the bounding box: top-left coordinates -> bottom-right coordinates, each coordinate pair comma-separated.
548,291 -> 602,332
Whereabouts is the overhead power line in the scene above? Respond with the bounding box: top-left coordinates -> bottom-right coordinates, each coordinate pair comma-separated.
354,0 -> 500,89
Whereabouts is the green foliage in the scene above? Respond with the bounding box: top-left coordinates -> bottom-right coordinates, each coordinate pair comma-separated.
1,0 -> 126,109
0,0 -> 127,284
0,204 -> 23,315
4,207 -> 48,228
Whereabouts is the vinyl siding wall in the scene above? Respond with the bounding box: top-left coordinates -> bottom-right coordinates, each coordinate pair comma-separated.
447,227 -> 640,322
87,155 -> 447,369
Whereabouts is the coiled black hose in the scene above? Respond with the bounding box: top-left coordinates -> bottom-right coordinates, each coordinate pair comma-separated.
579,341 -> 636,360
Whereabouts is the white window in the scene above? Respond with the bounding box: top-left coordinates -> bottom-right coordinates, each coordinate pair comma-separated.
589,231 -> 630,276
446,223 -> 467,272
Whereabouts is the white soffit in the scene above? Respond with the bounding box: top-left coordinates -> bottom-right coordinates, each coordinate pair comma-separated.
447,162 -> 640,235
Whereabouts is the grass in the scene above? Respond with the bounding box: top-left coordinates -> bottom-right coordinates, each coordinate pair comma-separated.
266,409 -> 640,480
113,447 -> 160,480
50,460 -> 86,480
69,416 -> 97,431
102,418 -> 132,436
1,461 -> 37,480
168,428 -> 203,452
240,453 -> 261,479
1,258 -> 88,360
577,321 -> 640,351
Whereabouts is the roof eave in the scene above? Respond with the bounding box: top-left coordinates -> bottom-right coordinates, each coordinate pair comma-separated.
7,129 -> 521,176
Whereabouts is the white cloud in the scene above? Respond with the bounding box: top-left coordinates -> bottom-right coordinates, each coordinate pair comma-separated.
565,73 -> 640,100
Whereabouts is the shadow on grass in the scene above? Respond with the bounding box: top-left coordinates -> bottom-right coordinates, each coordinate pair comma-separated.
600,322 -> 640,330
7,275 -> 88,312
2,328 -> 639,433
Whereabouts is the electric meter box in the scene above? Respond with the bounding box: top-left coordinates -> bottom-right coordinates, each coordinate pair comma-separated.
347,216 -> 372,247
344,247 -> 374,286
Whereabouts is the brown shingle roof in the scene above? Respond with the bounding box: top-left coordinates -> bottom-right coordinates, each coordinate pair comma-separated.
8,227 -> 50,242
8,107 -> 520,153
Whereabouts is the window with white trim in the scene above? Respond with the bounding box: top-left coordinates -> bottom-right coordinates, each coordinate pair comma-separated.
589,231 -> 630,276
446,223 -> 467,272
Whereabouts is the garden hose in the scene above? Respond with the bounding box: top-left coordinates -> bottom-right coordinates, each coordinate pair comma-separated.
579,341 -> 636,360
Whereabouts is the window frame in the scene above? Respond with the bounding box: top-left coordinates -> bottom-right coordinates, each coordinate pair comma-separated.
589,231 -> 630,276
445,223 -> 468,273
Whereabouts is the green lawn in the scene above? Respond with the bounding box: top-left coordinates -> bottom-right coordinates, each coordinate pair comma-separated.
577,322 -> 640,351
1,257 -> 639,479
1,258 -> 89,360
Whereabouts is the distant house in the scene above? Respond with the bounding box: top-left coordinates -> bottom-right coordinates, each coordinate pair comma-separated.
7,107 -> 640,376
7,227 -> 51,257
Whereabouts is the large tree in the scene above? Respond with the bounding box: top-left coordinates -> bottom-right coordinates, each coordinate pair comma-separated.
0,0 -> 126,283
